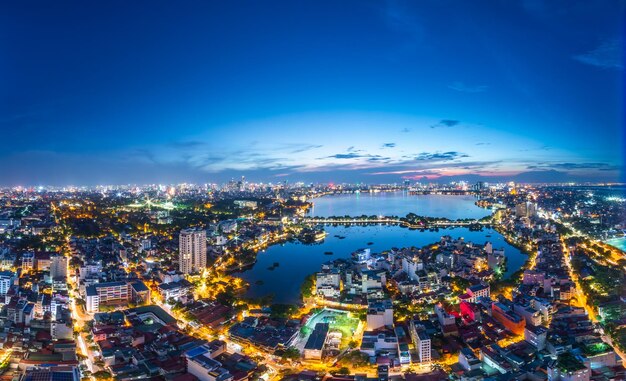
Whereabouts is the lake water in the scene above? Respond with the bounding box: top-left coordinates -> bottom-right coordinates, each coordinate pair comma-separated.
607,237 -> 626,252
240,225 -> 525,304
309,191 -> 490,220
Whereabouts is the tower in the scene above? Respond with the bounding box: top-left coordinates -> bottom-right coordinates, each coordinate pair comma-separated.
179,228 -> 207,274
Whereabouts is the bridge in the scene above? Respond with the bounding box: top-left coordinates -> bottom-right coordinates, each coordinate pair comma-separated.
300,217 -> 492,228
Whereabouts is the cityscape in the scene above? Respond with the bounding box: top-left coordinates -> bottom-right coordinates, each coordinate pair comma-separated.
1,2 -> 625,381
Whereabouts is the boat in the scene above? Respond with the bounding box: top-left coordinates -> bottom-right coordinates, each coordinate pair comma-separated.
324,251 -> 334,255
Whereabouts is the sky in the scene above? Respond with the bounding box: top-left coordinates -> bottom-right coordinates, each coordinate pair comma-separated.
1,0 -> 625,186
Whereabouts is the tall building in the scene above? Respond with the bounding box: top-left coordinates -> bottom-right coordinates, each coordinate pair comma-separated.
416,330 -> 431,363
179,228 -> 207,274
409,321 -> 432,364
22,252 -> 34,271
0,270 -> 15,296
515,201 -> 537,218
50,255 -> 68,280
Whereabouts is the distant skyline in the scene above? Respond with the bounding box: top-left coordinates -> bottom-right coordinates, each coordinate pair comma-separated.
1,1 -> 624,186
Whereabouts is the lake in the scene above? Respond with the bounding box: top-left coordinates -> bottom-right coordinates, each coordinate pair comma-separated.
239,224 -> 526,304
607,237 -> 626,252
308,191 -> 490,220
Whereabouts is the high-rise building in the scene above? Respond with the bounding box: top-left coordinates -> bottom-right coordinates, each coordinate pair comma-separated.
179,228 -> 207,274
22,252 -> 34,271
50,255 -> 68,280
410,321 -> 432,363
416,330 -> 431,363
515,201 -> 537,218
0,270 -> 15,296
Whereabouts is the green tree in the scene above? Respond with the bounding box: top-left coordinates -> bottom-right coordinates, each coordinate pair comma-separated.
92,371 -> 112,380
301,273 -> 316,298
339,351 -> 369,368
270,304 -> 298,319
279,347 -> 300,361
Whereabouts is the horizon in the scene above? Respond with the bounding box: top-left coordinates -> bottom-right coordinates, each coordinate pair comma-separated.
2,1 -> 625,186
3,180 -> 626,190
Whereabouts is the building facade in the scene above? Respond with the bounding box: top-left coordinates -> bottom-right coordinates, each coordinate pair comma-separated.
179,228 -> 207,274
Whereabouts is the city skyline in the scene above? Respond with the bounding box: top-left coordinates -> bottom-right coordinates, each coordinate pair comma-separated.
2,1 -> 624,185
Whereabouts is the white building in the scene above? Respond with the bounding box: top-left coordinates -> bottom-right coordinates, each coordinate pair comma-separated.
79,261 -> 102,280
416,330 -> 431,363
402,257 -> 423,281
513,303 -> 542,327
524,325 -> 547,351
85,280 -> 149,313
316,270 -> 341,298
354,248 -> 371,263
179,228 -> 207,274
409,321 -> 432,364
185,344 -> 233,381
22,252 -> 34,271
435,304 -> 455,327
465,284 -> 490,302
219,220 -> 237,233
547,354 -> 590,381
0,270 -> 15,296
366,299 -> 393,330
234,200 -> 257,209
159,279 -> 193,301
360,330 -> 399,358
459,348 -> 481,371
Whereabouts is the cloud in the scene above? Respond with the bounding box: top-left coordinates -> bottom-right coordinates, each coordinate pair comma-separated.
284,143 -> 323,154
345,146 -> 365,153
448,82 -> 488,93
431,119 -> 461,128
324,152 -> 385,161
168,140 -> 206,149
475,142 -> 491,146
367,156 -> 392,163
416,151 -> 469,161
527,162 -> 620,171
381,143 -> 396,148
573,39 -> 623,70
1,148 -> 618,186
327,153 -> 364,159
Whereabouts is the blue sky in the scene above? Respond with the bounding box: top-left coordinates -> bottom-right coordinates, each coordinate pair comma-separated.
1,0 -> 624,185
